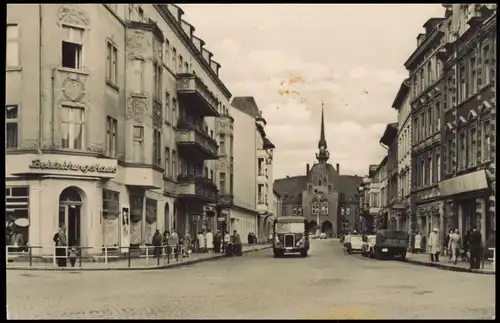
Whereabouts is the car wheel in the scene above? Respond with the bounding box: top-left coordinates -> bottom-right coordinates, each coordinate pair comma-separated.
273,249 -> 281,258
374,247 -> 382,260
300,250 -> 308,257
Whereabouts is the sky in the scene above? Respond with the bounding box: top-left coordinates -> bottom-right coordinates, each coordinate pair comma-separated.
180,4 -> 445,179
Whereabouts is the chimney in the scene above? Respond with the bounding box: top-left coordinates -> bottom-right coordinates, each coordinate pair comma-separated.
336,163 -> 340,173
306,164 -> 310,174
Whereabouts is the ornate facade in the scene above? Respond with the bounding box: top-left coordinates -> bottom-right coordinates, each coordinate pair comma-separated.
274,106 -> 362,237
5,4 -> 241,255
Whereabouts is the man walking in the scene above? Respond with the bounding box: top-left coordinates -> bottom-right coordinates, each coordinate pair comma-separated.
428,228 -> 440,262
448,229 -> 461,265
469,226 -> 482,270
233,230 -> 242,256
214,230 -> 222,253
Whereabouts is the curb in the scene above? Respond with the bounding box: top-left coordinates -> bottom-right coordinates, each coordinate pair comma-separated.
7,246 -> 272,272
405,259 -> 495,275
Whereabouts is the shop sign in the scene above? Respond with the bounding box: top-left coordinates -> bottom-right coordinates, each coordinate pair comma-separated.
29,159 -> 117,174
217,217 -> 226,222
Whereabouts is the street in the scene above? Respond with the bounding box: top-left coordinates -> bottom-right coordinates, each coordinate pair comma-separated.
7,239 -> 495,319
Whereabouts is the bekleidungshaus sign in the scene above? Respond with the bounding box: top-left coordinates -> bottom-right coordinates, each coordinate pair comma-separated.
29,159 -> 117,174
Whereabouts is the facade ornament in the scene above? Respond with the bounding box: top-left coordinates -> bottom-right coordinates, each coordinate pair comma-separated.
62,77 -> 85,102
57,5 -> 90,27
127,97 -> 147,122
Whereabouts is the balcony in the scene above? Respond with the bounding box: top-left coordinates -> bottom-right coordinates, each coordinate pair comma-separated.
176,120 -> 219,160
176,73 -> 219,117
177,174 -> 218,202
217,193 -> 233,208
257,195 -> 268,214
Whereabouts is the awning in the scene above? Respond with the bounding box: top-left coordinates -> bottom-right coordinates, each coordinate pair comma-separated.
438,170 -> 489,197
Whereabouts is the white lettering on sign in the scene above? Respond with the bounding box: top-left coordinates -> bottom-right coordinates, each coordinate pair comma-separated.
29,159 -> 117,174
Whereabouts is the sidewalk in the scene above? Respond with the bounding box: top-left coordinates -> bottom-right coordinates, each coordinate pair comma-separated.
405,253 -> 495,275
6,244 -> 272,271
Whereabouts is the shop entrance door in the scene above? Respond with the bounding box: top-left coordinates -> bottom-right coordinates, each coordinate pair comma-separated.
59,187 -> 83,247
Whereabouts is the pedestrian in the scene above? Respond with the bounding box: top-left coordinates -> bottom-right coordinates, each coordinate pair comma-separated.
223,231 -> 230,253
162,231 -> 170,256
421,233 -> 427,253
444,229 -> 452,259
68,246 -> 78,267
54,225 -> 68,267
197,231 -> 205,253
152,230 -> 162,258
252,232 -> 258,250
247,232 -> 253,246
413,231 -> 422,254
182,231 -> 192,257
206,229 -> 214,253
464,229 -> 471,257
428,228 -> 440,262
233,230 -> 242,256
469,226 -> 482,270
214,230 -> 222,253
171,229 -> 179,258
448,229 -> 461,265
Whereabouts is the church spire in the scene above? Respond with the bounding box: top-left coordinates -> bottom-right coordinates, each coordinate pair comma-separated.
316,102 -> 330,163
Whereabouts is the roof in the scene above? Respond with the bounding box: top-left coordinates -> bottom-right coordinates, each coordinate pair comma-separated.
276,216 -> 306,223
273,165 -> 363,205
273,189 -> 281,197
391,79 -> 410,110
231,97 -> 267,124
274,176 -> 307,205
263,137 -> 276,149
379,123 -> 398,146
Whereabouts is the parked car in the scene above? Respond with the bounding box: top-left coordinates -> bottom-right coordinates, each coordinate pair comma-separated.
361,235 -> 376,257
344,234 -> 363,254
319,232 -> 327,239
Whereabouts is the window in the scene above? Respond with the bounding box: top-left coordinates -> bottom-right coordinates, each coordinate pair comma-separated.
459,132 -> 466,168
420,159 -> 425,187
469,127 -> 477,166
6,186 -> 30,248
419,69 -> 424,92
172,150 -> 177,177
320,202 -> 329,215
427,61 -> 432,85
258,184 -> 265,203
153,61 -> 162,101
427,107 -> 432,136
220,172 -> 226,194
311,202 -> 320,215
61,25 -> 84,70
210,170 -> 214,181
172,47 -> 177,73
436,154 -> 441,182
412,118 -> 418,142
483,45 -> 490,85
482,121 -> 490,161
219,134 -> 226,154
153,129 -> 161,166
258,158 -> 264,175
179,55 -> 183,73
6,24 -> 19,67
132,59 -> 144,93
172,98 -> 177,124
137,6 -> 144,21
61,106 -> 85,149
435,102 -> 441,132
204,167 -> 209,178
132,126 -> 144,163
412,75 -> 418,99
164,39 -> 170,65
419,114 -> 424,142
446,137 -> 453,174
184,61 -> 189,73
106,42 -> 118,85
428,155 -> 433,185
6,105 -> 19,149
459,65 -> 466,101
469,56 -> 477,94
164,147 -> 170,177
106,116 -> 117,157
164,92 -> 170,123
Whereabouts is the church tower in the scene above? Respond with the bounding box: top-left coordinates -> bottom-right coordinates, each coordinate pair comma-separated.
315,102 -> 330,164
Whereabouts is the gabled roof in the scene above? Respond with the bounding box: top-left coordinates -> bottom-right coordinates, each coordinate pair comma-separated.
379,123 -> 398,146
392,79 -> 410,110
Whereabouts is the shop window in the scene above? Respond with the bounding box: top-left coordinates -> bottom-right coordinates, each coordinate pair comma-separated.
102,189 -> 119,247
6,186 -> 30,252
145,198 -> 157,244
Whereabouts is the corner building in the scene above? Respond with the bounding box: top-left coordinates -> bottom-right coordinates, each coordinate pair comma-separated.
5,4 -> 236,255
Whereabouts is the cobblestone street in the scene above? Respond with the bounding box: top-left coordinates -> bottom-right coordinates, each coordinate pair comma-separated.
7,239 -> 495,319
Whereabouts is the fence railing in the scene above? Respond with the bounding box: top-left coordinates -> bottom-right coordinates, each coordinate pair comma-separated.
6,244 -> 187,269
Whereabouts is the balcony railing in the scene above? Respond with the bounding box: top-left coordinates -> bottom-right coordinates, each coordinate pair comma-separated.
177,174 -> 218,201
176,73 -> 219,117
176,120 -> 219,159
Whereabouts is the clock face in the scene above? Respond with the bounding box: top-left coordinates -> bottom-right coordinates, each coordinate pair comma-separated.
320,145 -> 325,151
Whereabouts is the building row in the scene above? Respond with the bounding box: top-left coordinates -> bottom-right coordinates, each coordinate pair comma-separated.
358,4 -> 496,245
5,4 -> 280,255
